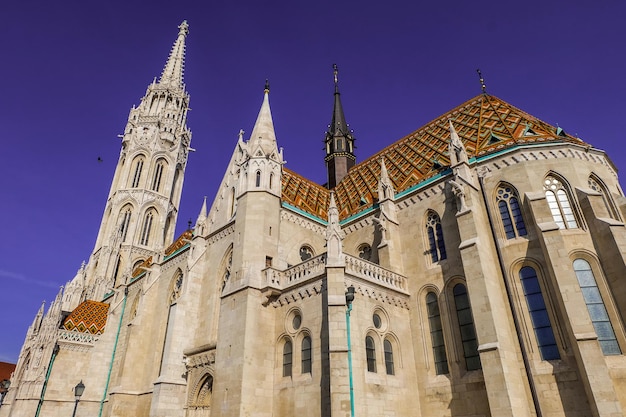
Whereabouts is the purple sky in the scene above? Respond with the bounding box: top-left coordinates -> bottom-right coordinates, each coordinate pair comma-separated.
1,1 -> 625,362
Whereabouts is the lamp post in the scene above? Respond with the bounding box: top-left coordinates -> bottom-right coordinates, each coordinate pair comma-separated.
345,285 -> 355,417
71,381 -> 85,417
0,379 -> 10,407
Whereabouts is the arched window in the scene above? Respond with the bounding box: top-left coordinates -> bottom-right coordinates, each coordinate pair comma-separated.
255,170 -> 261,187
283,340 -> 293,377
426,292 -> 449,374
194,374 -> 213,408
544,176 -> 578,229
170,270 -> 183,305
269,172 -> 274,189
301,336 -> 312,374
519,267 -> 560,360
426,211 -> 446,262
131,157 -> 145,188
151,160 -> 166,192
221,248 -> 233,292
453,284 -> 481,370
119,207 -> 132,242
496,184 -> 527,239
383,339 -> 394,375
573,259 -> 620,355
588,176 -> 620,220
365,335 -> 376,372
139,211 -> 154,246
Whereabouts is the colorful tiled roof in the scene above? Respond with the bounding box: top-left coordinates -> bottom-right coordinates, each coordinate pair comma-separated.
132,256 -> 153,278
62,300 -> 109,335
281,93 -> 586,220
165,229 -> 192,256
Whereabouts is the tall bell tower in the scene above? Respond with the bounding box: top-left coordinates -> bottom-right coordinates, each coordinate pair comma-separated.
84,21 -> 192,301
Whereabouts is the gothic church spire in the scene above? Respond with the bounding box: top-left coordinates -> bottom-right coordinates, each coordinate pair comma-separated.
158,20 -> 189,89
248,80 -> 279,156
325,64 -> 356,189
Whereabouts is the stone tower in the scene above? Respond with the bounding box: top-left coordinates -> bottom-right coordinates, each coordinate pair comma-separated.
324,64 -> 355,189
84,21 -> 192,302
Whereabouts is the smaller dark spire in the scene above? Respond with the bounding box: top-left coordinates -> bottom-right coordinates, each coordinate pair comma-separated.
264,79 -> 270,93
476,68 -> 486,93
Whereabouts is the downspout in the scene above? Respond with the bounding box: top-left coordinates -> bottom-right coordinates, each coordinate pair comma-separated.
98,287 -> 128,417
34,344 -> 59,417
477,174 -> 542,417
345,286 -> 355,417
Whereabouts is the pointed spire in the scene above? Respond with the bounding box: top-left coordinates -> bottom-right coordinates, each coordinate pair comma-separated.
325,64 -> 356,189
158,20 -> 189,89
378,158 -> 395,201
248,80 -> 278,154
328,64 -> 351,140
448,119 -> 469,166
195,196 -> 207,227
30,301 -> 45,334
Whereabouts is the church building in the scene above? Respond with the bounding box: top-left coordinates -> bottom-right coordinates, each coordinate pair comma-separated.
3,21 -> 626,417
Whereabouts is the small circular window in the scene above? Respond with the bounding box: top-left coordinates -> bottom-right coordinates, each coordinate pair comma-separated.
373,313 -> 382,329
358,244 -> 372,261
292,314 -> 302,330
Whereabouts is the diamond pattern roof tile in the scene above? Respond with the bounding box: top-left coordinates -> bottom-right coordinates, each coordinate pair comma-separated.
62,300 -> 109,335
281,94 -> 586,221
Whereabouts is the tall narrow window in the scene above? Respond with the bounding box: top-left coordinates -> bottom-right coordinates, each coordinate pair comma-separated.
573,259 -> 621,355
453,284 -> 481,370
426,211 -> 446,262
151,160 -> 165,192
496,185 -> 527,239
120,208 -> 132,242
301,336 -> 312,374
269,172 -> 274,189
519,267 -> 560,360
383,339 -> 394,375
131,157 -> 144,188
255,171 -> 261,187
426,292 -> 449,374
588,176 -> 620,220
140,211 -> 154,246
283,340 -> 293,377
365,336 -> 377,372
544,176 -> 578,229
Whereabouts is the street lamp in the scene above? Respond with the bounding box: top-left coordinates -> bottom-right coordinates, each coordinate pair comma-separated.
345,285 -> 355,417
72,380 -> 85,417
0,379 -> 10,407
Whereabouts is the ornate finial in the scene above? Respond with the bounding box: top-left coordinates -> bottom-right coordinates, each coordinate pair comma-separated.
264,79 -> 270,93
476,68 -> 486,93
178,20 -> 189,36
333,64 -> 338,84
187,218 -> 192,230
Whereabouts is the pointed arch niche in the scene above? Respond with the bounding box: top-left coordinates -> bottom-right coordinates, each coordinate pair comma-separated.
588,174 -> 621,221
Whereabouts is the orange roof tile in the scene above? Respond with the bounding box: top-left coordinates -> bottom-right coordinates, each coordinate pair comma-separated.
62,300 -> 109,335
282,94 -> 586,220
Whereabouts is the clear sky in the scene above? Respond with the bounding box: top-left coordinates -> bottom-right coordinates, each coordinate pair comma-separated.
1,0 -> 625,362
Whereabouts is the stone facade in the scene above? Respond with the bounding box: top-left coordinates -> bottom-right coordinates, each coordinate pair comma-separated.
3,22 -> 626,417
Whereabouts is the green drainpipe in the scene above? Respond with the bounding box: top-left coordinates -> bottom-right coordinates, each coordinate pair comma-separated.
34,344 -> 59,417
345,285 -> 355,417
98,288 -> 128,417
